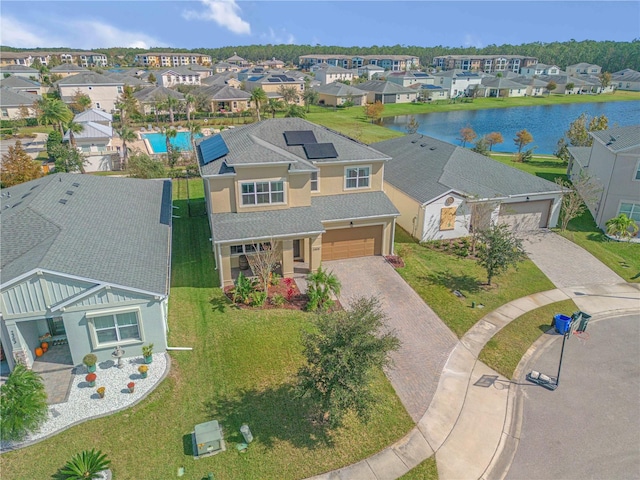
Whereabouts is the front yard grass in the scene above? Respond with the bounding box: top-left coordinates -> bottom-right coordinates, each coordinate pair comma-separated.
400,456 -> 438,479
489,153 -> 568,183
479,300 -> 578,379
394,228 -> 555,338
0,179 -> 413,480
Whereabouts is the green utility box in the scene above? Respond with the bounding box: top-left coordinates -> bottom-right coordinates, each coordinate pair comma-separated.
194,420 -> 225,457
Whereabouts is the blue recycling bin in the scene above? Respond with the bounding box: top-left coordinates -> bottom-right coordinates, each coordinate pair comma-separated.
554,314 -> 572,334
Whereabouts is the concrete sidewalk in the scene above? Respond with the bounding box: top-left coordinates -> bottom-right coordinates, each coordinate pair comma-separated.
306,282 -> 640,480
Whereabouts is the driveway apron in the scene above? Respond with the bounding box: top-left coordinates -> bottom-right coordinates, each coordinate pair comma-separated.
324,257 -> 458,422
520,230 -> 624,288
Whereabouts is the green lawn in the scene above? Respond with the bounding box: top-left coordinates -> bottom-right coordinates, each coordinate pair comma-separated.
394,228 -> 555,338
400,457 -> 438,479
479,300 -> 578,379
490,154 -> 568,183
0,179 -> 413,480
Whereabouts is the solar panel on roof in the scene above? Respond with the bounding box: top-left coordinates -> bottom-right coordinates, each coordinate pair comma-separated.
200,135 -> 229,165
284,130 -> 317,146
303,143 -> 338,160
267,78 -> 281,82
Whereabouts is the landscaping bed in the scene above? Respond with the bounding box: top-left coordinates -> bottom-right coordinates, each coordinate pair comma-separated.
223,277 -> 309,310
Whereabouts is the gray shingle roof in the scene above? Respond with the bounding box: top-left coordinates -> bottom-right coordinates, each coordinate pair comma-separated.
0,65 -> 39,74
612,69 -> 640,82
158,67 -> 201,76
50,64 -> 89,73
197,84 -> 250,100
0,76 -> 41,88
312,192 -> 399,221
56,72 -> 123,86
568,147 -> 592,168
356,80 -> 417,94
133,85 -> 185,102
373,134 -> 561,204
0,87 -> 41,106
590,125 -> 640,152
313,82 -> 367,97
1,174 -> 172,295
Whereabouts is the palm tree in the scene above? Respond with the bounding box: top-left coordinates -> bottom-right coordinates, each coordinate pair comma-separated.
165,127 -> 178,156
265,98 -> 285,119
36,97 -> 72,134
606,214 -> 639,241
187,121 -> 201,156
0,364 -> 48,442
165,96 -> 180,125
184,93 -> 195,123
114,124 -> 137,171
59,449 -> 111,480
65,120 -> 85,150
305,265 -> 341,311
250,87 -> 268,122
302,89 -> 318,113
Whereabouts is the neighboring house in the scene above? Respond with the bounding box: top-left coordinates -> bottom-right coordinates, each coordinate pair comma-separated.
567,125 -> 640,233
372,134 -> 563,241
566,63 -> 602,77
244,73 -> 305,105
432,55 -> 538,73
132,86 -> 185,116
520,63 -> 562,77
73,107 -> 112,126
432,70 -> 483,97
212,62 -> 242,73
202,72 -> 241,87
158,67 -> 201,88
49,64 -> 90,79
257,58 -> 286,69
357,64 -> 385,80
237,67 -> 270,81
314,66 -> 354,86
386,71 -> 434,88
225,54 -> 250,67
0,174 -> 172,373
536,74 -> 612,94
197,85 -> 251,112
188,64 -> 213,79
0,64 -> 40,79
413,84 -> 449,102
314,82 -> 367,107
480,76 -> 528,97
0,51 -> 52,67
134,52 -> 211,67
105,73 -> 150,88
63,109 -> 117,172
56,72 -> 124,112
0,87 -> 40,120
196,118 -> 399,287
611,69 -> 640,91
509,75 -> 548,96
0,75 -> 43,95
356,80 -> 419,104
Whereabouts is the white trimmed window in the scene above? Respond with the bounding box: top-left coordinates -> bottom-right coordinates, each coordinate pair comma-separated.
635,161 -> 640,181
241,181 -> 285,206
230,242 -> 271,255
88,308 -> 142,347
345,166 -> 370,189
310,171 -> 319,192
619,202 -> 640,222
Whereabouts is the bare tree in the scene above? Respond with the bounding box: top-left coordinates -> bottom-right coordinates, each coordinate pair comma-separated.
555,174 -> 602,231
246,242 -> 281,292
463,200 -> 497,255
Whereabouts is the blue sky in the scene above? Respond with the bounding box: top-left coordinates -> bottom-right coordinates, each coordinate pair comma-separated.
1,1 -> 638,50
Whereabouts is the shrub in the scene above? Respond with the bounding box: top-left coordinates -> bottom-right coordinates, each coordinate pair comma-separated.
0,364 -> 48,442
305,266 -> 341,312
232,272 -> 257,304
59,449 -> 110,480
82,354 -> 97,367
251,290 -> 268,307
271,293 -> 286,307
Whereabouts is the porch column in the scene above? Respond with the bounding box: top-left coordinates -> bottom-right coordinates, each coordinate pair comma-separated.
220,245 -> 232,287
281,239 -> 294,278
309,235 -> 322,271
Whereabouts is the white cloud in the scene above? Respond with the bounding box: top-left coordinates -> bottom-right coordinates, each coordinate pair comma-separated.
260,27 -> 296,45
182,0 -> 251,35
0,15 -> 165,49
463,34 -> 484,48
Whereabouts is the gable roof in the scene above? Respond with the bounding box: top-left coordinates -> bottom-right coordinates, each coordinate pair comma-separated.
74,108 -> 112,123
158,67 -> 201,76
1,174 -> 172,295
50,64 -> 89,73
313,82 -> 367,97
590,125 -> 640,153
372,134 -> 561,204
0,87 -> 41,106
197,84 -> 251,100
356,80 -> 417,94
56,71 -> 123,86
0,65 -> 39,74
612,69 -> 640,82
133,85 -> 185,102
0,75 -> 41,88
63,121 -> 112,141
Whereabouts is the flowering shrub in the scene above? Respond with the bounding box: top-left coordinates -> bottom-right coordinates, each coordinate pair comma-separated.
138,365 -> 148,374
97,386 -> 105,395
85,373 -> 97,382
127,382 -> 135,389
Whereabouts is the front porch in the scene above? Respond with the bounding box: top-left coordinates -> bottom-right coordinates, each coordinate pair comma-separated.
31,343 -> 75,405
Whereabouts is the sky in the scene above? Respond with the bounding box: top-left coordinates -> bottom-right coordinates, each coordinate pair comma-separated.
1,1 -> 639,50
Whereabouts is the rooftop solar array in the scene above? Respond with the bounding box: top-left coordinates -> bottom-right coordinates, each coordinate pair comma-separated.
283,130 -> 317,146
200,135 -> 229,165
267,74 -> 296,82
303,143 -> 338,160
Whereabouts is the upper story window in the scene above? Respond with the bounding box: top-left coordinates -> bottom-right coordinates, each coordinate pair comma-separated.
345,166 -> 370,189
310,171 -> 319,192
117,86 -> 123,93
241,180 -> 285,205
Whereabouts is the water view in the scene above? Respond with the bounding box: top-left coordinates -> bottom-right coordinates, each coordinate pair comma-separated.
382,101 -> 640,154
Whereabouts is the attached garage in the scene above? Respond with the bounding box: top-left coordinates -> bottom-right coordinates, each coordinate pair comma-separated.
322,225 -> 383,261
498,200 -> 552,231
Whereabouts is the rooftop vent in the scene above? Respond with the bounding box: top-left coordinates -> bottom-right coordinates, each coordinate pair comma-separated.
66,190 -> 74,195
420,143 -> 427,147
430,147 -> 437,150
58,199 -> 67,205
72,182 -> 80,187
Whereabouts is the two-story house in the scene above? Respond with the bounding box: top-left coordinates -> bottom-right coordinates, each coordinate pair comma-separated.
314,66 -> 354,86
567,125 -> 640,233
158,67 -> 201,88
566,63 -> 602,77
611,69 -> 640,92
520,63 -> 562,77
243,73 -> 304,105
432,70 -> 483,98
196,118 -> 399,287
56,72 -> 124,112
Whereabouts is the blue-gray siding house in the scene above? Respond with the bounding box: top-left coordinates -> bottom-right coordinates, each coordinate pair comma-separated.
0,174 -> 172,371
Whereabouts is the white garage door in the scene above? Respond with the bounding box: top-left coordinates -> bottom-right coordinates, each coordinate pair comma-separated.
498,200 -> 552,231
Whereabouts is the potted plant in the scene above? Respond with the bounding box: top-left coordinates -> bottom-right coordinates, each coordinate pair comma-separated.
142,344 -> 154,364
96,386 -> 105,398
83,354 -> 97,373
138,364 -> 148,379
127,381 -> 135,393
85,373 -> 97,387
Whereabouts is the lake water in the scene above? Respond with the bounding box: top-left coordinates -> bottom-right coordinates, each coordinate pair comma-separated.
382,101 -> 640,154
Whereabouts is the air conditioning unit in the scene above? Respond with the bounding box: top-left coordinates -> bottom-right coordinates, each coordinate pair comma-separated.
193,420 -> 225,458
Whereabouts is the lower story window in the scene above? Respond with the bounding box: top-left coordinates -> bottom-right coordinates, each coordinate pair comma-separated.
90,310 -> 141,346
619,202 -> 640,223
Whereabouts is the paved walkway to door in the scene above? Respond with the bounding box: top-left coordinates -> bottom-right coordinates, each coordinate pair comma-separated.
324,257 -> 458,422
520,230 -> 624,288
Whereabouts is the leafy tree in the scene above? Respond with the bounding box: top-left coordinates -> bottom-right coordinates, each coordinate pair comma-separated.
546,81 -> 557,95
588,114 -> 608,132
513,147 -> 536,163
458,126 -> 477,147
476,223 -> 527,285
113,124 -> 137,170
1,141 -> 44,187
278,85 -> 300,104
250,87 -> 268,121
284,104 -> 306,118
115,85 -> 140,126
296,297 -> 400,425
554,138 -> 571,164
599,71 -> 612,90
127,152 -> 166,179
605,214 -> 638,241
363,101 -> 384,124
302,88 -> 319,112
566,82 -> 575,91
305,265 -> 341,312
406,116 -> 420,134
51,143 -> 86,173
46,130 -> 63,159
265,98 -> 285,118
562,113 -> 609,147
0,364 -> 48,442
59,449 -> 111,480
70,89 -> 92,113
472,137 -> 490,156
147,72 -> 156,84
485,132 -> 504,151
554,175 -> 602,231
513,129 -> 533,153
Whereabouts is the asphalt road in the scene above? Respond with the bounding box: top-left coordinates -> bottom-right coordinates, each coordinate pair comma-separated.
0,133 -> 47,159
507,314 -> 640,480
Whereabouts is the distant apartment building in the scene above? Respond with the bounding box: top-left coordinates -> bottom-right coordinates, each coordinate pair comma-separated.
134,52 -> 212,68
432,55 -> 538,74
0,51 -> 107,67
565,63 -> 602,77
299,54 -> 420,71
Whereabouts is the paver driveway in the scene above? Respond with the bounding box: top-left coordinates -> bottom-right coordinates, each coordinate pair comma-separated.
324,257 -> 458,422
520,230 -> 624,288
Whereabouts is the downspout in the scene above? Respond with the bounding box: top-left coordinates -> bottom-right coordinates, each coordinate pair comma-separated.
391,217 -> 396,255
217,243 -> 225,288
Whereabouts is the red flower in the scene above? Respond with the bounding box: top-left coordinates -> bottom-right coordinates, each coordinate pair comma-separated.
283,277 -> 294,287
86,373 -> 97,382
127,382 -> 135,388
286,287 -> 295,301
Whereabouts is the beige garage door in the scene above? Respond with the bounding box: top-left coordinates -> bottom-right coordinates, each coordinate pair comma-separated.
322,225 -> 383,261
498,200 -> 552,231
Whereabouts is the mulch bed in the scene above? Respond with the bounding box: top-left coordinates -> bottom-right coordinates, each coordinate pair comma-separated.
224,278 -> 309,310
384,255 -> 405,268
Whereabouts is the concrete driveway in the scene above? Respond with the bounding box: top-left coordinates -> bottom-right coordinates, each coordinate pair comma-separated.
520,230 -> 624,288
0,133 -> 47,159
323,256 -> 458,422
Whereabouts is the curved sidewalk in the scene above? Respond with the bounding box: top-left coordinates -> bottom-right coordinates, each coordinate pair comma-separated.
306,282 -> 640,480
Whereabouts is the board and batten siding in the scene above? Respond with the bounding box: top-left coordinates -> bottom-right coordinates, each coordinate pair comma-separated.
1,276 -> 47,316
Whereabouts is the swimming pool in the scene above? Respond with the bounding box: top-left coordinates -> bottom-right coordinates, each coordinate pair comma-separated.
143,132 -> 203,154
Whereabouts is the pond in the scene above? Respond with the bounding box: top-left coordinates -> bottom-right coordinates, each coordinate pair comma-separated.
382,100 -> 640,154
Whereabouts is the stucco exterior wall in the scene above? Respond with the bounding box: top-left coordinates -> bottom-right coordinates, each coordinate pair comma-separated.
311,161 -> 384,196
384,183 -> 424,239
58,84 -> 121,112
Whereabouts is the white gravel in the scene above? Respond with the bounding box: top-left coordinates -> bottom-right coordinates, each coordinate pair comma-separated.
1,353 -> 168,453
